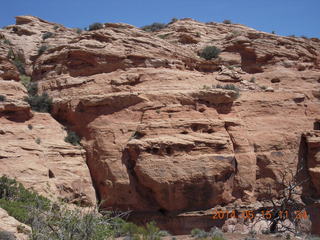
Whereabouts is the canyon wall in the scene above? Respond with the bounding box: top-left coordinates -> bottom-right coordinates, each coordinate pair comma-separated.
0,16 -> 320,235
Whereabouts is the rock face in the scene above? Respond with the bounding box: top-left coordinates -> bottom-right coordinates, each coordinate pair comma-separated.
0,16 -> 320,234
304,131 -> 320,197
0,208 -> 30,240
0,39 -> 96,206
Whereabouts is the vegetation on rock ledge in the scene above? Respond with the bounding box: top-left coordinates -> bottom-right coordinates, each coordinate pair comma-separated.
198,46 -> 221,60
0,176 -> 169,239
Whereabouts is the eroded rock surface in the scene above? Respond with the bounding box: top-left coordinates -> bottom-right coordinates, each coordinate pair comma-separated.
0,15 -> 320,234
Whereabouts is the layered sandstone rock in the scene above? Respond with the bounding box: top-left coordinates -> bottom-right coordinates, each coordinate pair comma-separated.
0,77 -> 95,207
304,131 -> 320,197
0,15 -> 319,234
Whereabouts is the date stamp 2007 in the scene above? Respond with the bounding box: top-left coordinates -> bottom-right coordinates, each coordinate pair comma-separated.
212,209 -> 308,220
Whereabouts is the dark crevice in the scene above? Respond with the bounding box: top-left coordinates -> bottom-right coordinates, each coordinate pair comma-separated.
121,147 -> 162,210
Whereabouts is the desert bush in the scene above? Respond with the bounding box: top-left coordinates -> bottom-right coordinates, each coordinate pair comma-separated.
0,176 -> 168,240
141,22 -> 167,32
13,58 -> 25,74
0,95 -> 6,102
65,130 -> 81,146
250,77 -> 256,83
42,32 -> 54,40
35,138 -> 41,144
3,39 -> 12,45
191,228 -> 208,239
7,48 -> 25,74
29,203 -> 115,240
74,28 -> 82,34
0,176 -> 50,224
24,82 -> 53,113
202,85 -> 211,90
158,33 -> 170,39
37,45 -> 48,55
169,18 -> 178,24
198,46 -> 221,60
26,93 -> 53,112
7,48 -> 14,59
0,231 -> 17,240
88,22 -> 104,31
20,75 -> 31,88
139,221 -> 169,240
214,84 -> 240,98
191,227 -> 225,240
29,202 -> 166,240
223,19 -> 232,24
26,82 -> 38,96
307,236 -> 320,240
28,124 -> 33,130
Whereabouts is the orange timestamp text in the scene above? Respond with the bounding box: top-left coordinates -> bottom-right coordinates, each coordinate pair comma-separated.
212,209 -> 308,220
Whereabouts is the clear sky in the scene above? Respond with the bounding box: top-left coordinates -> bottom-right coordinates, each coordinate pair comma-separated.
1,0 -> 319,38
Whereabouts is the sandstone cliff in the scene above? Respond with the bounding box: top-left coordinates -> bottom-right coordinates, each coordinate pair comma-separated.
0,16 -> 319,235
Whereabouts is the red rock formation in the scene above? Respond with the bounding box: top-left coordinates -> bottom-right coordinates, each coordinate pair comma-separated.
0,16 -> 320,234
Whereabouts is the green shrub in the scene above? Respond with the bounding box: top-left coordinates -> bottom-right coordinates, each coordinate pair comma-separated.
28,124 -> 33,130
139,221 -> 169,240
0,231 -> 16,240
64,130 -> 81,146
3,39 -> 12,45
35,138 -> 41,144
198,46 -> 221,60
53,25 -> 59,30
7,48 -> 25,74
26,93 -> 53,112
191,228 -> 207,238
306,236 -> 320,240
20,75 -> 31,88
215,83 -> 240,98
0,176 -> 50,224
0,176 -> 170,240
223,19 -> 232,24
7,48 -> 14,59
141,22 -> 167,32
250,77 -> 256,83
38,45 -> 48,55
191,227 -> 225,240
169,18 -> 178,24
74,28 -> 82,34
17,224 -> 30,234
0,95 -> 6,102
158,33 -> 170,39
13,58 -> 25,74
42,32 -> 54,40
29,202 -> 115,240
88,22 -> 104,31
26,82 -> 38,96
23,81 -> 53,113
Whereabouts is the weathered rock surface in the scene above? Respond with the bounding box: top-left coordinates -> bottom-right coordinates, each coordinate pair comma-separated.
0,208 -> 30,240
0,77 -> 95,206
304,131 -> 320,197
0,110 -> 96,205
0,15 -> 320,234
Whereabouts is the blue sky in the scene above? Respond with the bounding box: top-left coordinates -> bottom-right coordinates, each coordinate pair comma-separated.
1,0 -> 319,38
